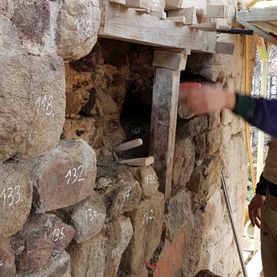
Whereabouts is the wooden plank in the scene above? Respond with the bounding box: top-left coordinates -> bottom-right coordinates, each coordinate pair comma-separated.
167,16 -> 186,25
253,22 -> 277,36
206,5 -> 227,18
215,41 -> 235,55
167,7 -> 197,25
237,6 -> 277,22
150,52 -> 187,199
153,50 -> 187,70
165,0 -> 186,10
190,22 -> 218,31
109,0 -> 127,5
126,0 -> 149,8
118,157 -> 154,166
100,3 -> 217,53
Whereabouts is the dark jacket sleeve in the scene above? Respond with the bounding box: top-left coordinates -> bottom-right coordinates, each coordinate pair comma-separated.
233,94 -> 277,138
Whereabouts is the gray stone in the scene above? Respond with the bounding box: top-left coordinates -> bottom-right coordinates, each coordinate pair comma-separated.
0,54 -> 65,162
18,252 -> 71,277
0,163 -> 32,237
105,217 -> 133,277
31,139 -> 97,213
0,238 -> 16,277
122,192 -> 164,274
56,0 -> 101,61
69,233 -> 106,277
65,193 -> 106,243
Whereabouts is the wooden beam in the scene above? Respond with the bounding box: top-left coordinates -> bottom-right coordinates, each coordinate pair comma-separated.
165,0 -> 186,10
150,51 -> 187,199
167,7 -> 197,25
153,50 -> 187,70
206,5 -> 227,18
236,7 -> 277,22
100,3 -> 217,53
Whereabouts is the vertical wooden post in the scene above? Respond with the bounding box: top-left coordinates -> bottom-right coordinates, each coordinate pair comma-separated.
150,51 -> 187,200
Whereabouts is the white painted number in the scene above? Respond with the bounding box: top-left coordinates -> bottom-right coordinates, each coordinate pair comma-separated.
84,208 -> 99,222
143,209 -> 155,222
35,95 -> 54,116
65,165 -> 85,185
0,185 -> 22,207
51,227 -> 65,242
145,175 -> 156,184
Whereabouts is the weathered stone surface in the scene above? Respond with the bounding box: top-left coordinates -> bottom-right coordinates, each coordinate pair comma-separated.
105,217 -> 133,277
195,270 -> 221,277
166,190 -> 193,241
0,238 -> 16,277
103,168 -> 142,218
173,137 -> 195,192
69,233 -> 106,277
0,163 -> 32,237
206,128 -> 222,155
56,0 -> 101,61
131,166 -> 159,198
122,192 -> 164,274
65,193 -> 106,243
18,252 -> 71,277
31,139 -> 96,213
11,214 -> 75,273
0,54 -> 65,162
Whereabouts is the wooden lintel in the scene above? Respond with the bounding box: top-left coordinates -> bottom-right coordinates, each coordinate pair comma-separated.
150,52 -> 187,199
153,50 -> 187,70
100,3 -> 217,53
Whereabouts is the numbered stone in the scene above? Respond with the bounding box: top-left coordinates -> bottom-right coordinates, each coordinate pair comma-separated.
122,192 -> 164,274
56,0 -> 101,61
131,167 -> 159,198
11,214 -> 75,273
65,193 -> 106,243
103,172 -> 142,218
31,139 -> 97,213
17,252 -> 71,277
0,54 -> 66,162
0,238 -> 16,277
0,163 -> 32,237
69,233 -> 106,277
105,217 -> 133,277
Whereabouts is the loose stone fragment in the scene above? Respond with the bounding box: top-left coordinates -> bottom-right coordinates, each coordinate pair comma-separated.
11,214 -> 75,273
0,163 -> 32,237
31,139 -> 97,213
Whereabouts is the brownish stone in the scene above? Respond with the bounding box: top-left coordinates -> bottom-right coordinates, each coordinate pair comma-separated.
122,192 -> 164,274
0,162 -> 32,237
0,238 -> 16,277
31,139 -> 96,213
11,214 -> 75,273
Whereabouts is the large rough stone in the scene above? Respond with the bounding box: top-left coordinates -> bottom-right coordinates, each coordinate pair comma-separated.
122,192 -> 164,274
69,233 -> 106,277
105,217 -> 133,277
65,193 -> 106,243
56,0 -> 101,61
18,252 -> 71,277
0,238 -> 16,277
31,139 -> 97,213
131,166 -> 159,199
0,54 -> 65,162
0,163 -> 32,237
11,214 -> 75,273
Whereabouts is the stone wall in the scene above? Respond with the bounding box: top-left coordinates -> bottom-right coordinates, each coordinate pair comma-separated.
0,1 -> 256,277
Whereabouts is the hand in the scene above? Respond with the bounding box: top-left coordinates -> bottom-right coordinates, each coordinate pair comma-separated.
248,194 -> 266,228
180,85 -> 236,115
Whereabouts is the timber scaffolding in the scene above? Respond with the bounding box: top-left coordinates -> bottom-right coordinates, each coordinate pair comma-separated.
99,0 -> 239,199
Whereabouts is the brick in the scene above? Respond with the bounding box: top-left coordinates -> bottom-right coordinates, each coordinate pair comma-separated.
69,233 -> 106,277
105,217 -> 133,277
122,192 -> 164,274
11,214 -> 75,273
0,238 -> 16,277
0,163 -> 32,237
131,167 -> 159,199
64,193 -> 106,243
18,252 -> 71,277
31,139 -> 97,213
0,54 -> 65,162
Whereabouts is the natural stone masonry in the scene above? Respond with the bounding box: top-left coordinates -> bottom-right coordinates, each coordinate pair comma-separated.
0,54 -> 65,162
11,214 -> 75,273
56,0 -> 101,61
0,238 -> 16,277
0,163 -> 32,238
64,193 -> 106,243
31,139 -> 97,213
